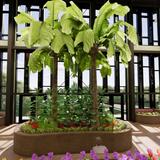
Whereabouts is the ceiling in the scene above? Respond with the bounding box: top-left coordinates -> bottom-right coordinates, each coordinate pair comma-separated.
4,0 -> 160,8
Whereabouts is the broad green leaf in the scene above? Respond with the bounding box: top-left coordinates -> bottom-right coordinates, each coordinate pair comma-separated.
107,40 -> 115,57
93,1 -> 129,41
60,12 -> 86,34
99,1 -> 111,15
15,11 -> 35,24
124,22 -> 138,45
64,52 -> 72,70
110,4 -> 129,16
29,21 -> 41,47
68,1 -> 84,22
115,33 -> 124,48
79,54 -> 90,71
38,22 -> 54,46
74,29 -> 94,53
100,63 -> 111,77
44,0 -> 66,24
51,29 -> 74,54
119,43 -> 132,66
28,47 -> 52,73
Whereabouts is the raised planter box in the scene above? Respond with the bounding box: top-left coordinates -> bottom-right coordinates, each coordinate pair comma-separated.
136,109 -> 160,124
14,124 -> 132,156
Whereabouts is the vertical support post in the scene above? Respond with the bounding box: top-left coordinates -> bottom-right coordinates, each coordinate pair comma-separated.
115,53 -> 120,92
24,53 -> 29,93
127,11 -> 135,121
65,70 -> 69,90
89,0 -> 95,88
0,0 -> 3,111
138,55 -> 144,108
5,0 -> 17,125
121,95 -> 124,120
149,55 -> 155,108
78,69 -> 82,91
38,6 -> 44,92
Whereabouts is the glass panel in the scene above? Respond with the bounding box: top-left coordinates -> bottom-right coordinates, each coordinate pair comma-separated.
134,64 -> 138,87
154,42 -> 158,45
29,72 -> 38,91
143,68 -> 149,91
143,56 -> 149,66
142,18 -> 148,37
82,9 -> 89,16
58,62 -> 65,86
155,71 -> 159,92
97,70 -> 102,87
22,96 -> 31,120
17,24 -> 25,35
3,4 -> 9,11
2,13 -> 8,35
70,75 -> 78,88
43,87 -> 51,92
133,14 -> 137,30
142,12 -> 148,16
82,70 -> 89,87
154,57 -> 159,70
18,5 -> 26,11
134,56 -> 138,63
2,61 -> 7,81
108,67 -> 115,91
142,38 -> 148,45
30,11 -> 39,21
17,69 -> 24,93
153,14 -> 158,41
108,16 -> 114,25
1,95 -> 6,111
155,94 -> 160,108
17,53 -> 24,68
43,66 -> 51,87
2,52 -> 7,60
31,6 -> 39,9
96,10 -> 99,16
84,18 -> 89,24
144,94 -> 150,108
44,8 -> 49,20
120,64 -> 126,88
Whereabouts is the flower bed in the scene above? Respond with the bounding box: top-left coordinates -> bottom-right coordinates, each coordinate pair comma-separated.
4,148 -> 160,160
135,109 -> 160,124
14,121 -> 132,156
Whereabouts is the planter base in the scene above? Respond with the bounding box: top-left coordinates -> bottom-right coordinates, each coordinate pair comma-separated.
136,109 -> 160,124
14,124 -> 132,156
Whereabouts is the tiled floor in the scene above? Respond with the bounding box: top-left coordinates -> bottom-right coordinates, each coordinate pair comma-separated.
0,122 -> 160,159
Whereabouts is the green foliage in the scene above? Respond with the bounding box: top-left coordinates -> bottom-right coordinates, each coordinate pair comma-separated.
51,29 -> 74,54
28,47 -> 53,73
74,29 -> 95,53
44,0 -> 66,24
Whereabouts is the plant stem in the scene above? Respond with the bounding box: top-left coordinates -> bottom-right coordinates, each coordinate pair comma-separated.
90,44 -> 99,127
51,53 -> 58,122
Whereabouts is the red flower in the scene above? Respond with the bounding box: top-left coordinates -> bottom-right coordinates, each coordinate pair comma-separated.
147,149 -> 153,158
157,149 -> 160,157
31,122 -> 39,129
152,155 -> 157,160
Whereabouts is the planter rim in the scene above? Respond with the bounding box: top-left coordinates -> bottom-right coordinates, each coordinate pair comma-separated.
15,122 -> 131,136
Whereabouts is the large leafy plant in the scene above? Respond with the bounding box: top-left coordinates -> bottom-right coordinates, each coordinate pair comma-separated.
15,0 -> 138,126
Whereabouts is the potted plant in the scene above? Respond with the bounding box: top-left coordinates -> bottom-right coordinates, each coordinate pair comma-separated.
14,0 -> 138,156
136,108 -> 160,124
